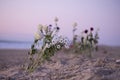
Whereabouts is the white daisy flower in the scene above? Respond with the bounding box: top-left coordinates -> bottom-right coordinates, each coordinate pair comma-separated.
56,45 -> 61,49
52,40 -> 56,45
52,36 -> 59,44
63,39 -> 67,44
64,45 -> 69,49
59,38 -> 64,43
63,37 -> 69,44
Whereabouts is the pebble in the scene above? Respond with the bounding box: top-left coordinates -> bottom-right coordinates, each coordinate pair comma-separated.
116,59 -> 120,64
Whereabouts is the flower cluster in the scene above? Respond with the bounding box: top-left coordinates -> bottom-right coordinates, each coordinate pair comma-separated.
80,27 -> 99,51
26,18 -> 99,73
27,17 -> 70,72
72,24 -> 99,57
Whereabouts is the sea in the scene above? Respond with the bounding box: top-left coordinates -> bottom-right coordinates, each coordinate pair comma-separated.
0,40 -> 33,49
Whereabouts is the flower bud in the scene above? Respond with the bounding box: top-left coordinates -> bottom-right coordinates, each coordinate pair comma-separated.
90,27 -> 94,31
54,17 -> 58,22
34,32 -> 42,40
43,25 -> 48,31
38,24 -> 43,31
84,29 -> 88,34
73,22 -> 77,28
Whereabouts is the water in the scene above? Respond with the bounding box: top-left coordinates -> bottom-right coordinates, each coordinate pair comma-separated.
0,40 -> 32,49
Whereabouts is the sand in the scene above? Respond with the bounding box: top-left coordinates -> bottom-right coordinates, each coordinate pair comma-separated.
0,49 -> 28,71
0,45 -> 120,80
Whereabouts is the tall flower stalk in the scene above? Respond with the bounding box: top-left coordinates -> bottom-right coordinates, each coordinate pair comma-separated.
72,22 -> 77,45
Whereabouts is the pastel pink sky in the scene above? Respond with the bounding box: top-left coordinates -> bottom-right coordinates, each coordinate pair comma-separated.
0,0 -> 120,46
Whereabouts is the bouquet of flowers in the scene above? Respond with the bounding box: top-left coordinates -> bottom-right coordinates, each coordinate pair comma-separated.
26,17 -> 70,72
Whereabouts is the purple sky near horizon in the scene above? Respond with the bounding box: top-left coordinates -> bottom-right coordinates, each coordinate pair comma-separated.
0,0 -> 120,46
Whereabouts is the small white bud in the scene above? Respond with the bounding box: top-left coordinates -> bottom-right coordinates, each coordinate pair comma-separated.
73,22 -> 77,28
34,33 -> 42,40
38,24 -> 43,31
54,17 -> 58,22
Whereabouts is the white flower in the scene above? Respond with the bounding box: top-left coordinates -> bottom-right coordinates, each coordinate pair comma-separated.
54,17 -> 58,22
38,24 -> 43,31
56,45 -> 61,49
73,22 -> 77,28
34,32 -> 42,40
52,40 -> 56,45
63,39 -> 67,44
49,43 -> 52,46
59,38 -> 64,43
46,43 -> 50,48
43,25 -> 48,31
64,45 -> 69,49
52,36 -> 59,44
63,37 -> 69,44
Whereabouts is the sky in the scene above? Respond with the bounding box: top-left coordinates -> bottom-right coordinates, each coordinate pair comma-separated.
0,0 -> 120,46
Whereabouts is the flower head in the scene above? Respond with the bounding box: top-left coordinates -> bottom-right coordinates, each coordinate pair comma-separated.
84,29 -> 88,34
56,45 -> 61,49
46,43 -> 51,48
34,32 -> 42,40
64,45 -> 69,49
59,39 -> 64,43
49,24 -> 52,27
73,22 -> 77,28
56,27 -> 60,30
90,27 -> 94,31
52,36 -> 59,44
38,24 -> 43,31
43,25 -> 48,31
54,17 -> 58,22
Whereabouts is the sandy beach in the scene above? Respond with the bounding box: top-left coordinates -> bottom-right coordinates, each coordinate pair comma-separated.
0,45 -> 120,80
0,49 -> 28,71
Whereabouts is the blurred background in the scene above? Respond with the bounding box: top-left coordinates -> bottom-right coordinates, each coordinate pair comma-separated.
0,0 -> 120,49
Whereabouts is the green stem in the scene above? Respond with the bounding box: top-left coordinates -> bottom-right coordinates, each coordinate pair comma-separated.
27,45 -> 47,73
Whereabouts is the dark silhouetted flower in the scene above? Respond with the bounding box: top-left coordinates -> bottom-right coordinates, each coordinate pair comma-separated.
90,27 -> 94,31
56,27 -> 60,30
49,24 -> 52,27
84,29 -> 88,34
